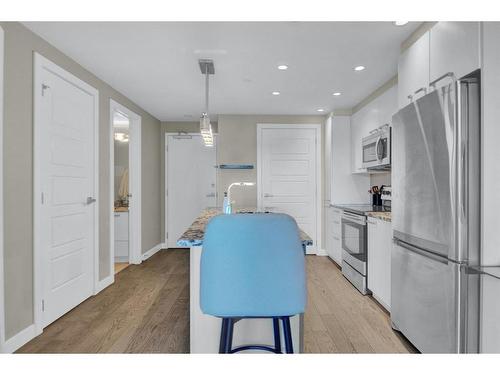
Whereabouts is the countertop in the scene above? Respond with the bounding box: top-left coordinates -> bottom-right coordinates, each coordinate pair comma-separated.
177,208 -> 314,247
114,207 -> 129,212
367,212 -> 392,222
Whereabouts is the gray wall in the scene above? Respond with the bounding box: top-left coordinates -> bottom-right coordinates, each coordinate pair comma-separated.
1,22 -> 162,340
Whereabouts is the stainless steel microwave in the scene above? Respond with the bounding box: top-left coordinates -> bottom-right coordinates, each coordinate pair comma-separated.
362,126 -> 391,170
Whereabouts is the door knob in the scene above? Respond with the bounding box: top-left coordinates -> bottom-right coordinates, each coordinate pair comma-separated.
86,197 -> 97,205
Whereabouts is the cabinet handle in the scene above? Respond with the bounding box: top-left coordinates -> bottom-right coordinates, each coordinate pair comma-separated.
114,214 -> 120,217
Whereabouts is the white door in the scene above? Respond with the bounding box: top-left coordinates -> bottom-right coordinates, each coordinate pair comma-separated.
259,127 -> 319,254
166,135 -> 217,248
36,55 -> 97,328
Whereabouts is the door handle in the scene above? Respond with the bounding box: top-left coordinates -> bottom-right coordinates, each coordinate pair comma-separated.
86,197 -> 97,205
393,238 -> 448,264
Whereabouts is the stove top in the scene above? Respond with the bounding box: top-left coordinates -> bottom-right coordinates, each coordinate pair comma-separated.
332,204 -> 391,215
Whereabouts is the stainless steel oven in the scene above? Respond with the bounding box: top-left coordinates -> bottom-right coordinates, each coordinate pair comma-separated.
362,126 -> 391,170
341,211 -> 368,294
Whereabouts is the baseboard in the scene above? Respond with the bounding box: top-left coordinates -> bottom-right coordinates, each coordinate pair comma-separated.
316,248 -> 328,256
94,274 -> 114,295
1,324 -> 37,353
142,242 -> 166,261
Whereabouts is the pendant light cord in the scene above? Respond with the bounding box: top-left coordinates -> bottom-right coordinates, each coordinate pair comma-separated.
205,67 -> 209,116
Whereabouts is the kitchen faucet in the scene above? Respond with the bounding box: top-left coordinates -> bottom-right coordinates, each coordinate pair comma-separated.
225,182 -> 255,214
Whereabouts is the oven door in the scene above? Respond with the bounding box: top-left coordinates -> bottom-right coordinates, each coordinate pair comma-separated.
341,212 -> 367,275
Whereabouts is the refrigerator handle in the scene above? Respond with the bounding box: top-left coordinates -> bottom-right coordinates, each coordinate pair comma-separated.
430,72 -> 456,90
393,238 -> 448,265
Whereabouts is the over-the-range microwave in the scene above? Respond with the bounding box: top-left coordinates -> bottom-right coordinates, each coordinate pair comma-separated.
361,125 -> 391,170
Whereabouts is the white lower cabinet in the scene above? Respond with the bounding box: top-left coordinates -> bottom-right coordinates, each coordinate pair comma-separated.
114,211 -> 129,262
326,207 -> 342,265
367,217 -> 392,311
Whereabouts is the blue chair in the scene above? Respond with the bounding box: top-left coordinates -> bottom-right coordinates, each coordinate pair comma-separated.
200,213 -> 306,354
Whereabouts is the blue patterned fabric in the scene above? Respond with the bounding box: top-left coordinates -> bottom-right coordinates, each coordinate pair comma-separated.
200,213 -> 306,317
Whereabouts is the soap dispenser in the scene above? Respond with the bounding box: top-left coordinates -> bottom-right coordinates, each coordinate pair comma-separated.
223,192 -> 231,214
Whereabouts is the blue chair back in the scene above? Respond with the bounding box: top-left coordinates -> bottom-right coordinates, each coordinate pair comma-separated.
200,213 -> 306,317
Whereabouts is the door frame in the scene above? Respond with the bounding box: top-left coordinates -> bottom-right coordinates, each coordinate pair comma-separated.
256,123 -> 322,255
0,25 -> 5,352
109,99 -> 142,266
164,132 -> 217,246
33,53 -> 99,334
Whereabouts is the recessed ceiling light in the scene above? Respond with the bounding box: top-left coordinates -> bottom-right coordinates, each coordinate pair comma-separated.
272,91 -> 280,96
333,92 -> 341,96
354,65 -> 366,71
394,21 -> 409,26
277,65 -> 288,70
317,109 -> 325,112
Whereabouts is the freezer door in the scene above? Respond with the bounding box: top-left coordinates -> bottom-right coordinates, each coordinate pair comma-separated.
391,240 -> 459,353
392,87 -> 455,258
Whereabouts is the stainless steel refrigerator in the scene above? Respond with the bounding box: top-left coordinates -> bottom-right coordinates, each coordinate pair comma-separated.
391,72 -> 481,353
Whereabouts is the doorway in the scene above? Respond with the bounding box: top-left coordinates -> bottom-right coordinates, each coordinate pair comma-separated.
257,124 -> 322,255
165,133 -> 217,248
109,100 -> 142,274
33,53 -> 99,330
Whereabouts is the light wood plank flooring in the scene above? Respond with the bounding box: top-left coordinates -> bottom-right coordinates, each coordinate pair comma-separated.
18,249 -> 416,353
114,262 -> 130,275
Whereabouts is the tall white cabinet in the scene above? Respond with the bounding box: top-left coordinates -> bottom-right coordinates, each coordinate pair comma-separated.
324,115 -> 370,265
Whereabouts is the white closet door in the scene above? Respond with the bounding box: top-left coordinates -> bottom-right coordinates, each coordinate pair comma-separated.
37,58 -> 97,328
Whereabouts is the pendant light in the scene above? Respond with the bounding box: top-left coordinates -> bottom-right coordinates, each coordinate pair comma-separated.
199,59 -> 215,147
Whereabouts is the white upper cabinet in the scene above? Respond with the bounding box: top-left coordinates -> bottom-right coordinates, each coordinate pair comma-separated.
350,85 -> 398,174
330,115 -> 370,202
429,22 -> 480,87
398,31 -> 430,108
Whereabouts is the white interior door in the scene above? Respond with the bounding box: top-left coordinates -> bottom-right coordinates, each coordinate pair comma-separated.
36,56 -> 97,328
259,127 -> 319,254
167,135 -> 216,248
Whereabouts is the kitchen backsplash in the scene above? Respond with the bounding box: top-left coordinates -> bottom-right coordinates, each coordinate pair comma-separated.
370,172 -> 391,188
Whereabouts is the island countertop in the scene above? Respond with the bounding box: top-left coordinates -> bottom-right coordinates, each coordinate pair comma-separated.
177,208 -> 313,247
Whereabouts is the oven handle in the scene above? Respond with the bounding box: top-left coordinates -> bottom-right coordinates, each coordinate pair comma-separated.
342,212 -> 366,225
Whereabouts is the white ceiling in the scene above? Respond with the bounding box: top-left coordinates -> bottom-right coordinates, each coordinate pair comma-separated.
24,22 -> 419,121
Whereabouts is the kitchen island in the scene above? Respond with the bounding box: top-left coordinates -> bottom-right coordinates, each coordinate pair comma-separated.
178,208 -> 312,353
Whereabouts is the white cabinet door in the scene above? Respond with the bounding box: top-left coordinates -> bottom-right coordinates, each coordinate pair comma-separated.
351,105 -> 378,173
398,31 -> 430,108
324,116 -> 332,203
330,208 -> 342,265
367,217 -> 392,311
430,22 -> 480,86
114,212 -> 129,241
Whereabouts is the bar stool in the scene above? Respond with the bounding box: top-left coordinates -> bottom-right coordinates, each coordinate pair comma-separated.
200,213 -> 306,354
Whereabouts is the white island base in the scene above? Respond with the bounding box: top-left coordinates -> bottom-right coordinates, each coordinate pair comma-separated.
190,245 -> 303,353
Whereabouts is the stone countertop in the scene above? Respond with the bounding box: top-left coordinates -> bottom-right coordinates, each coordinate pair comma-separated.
367,211 -> 392,222
114,206 -> 129,212
177,208 -> 313,247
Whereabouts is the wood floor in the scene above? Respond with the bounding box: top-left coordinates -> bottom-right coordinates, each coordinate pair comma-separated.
18,249 -> 416,353
114,262 -> 130,275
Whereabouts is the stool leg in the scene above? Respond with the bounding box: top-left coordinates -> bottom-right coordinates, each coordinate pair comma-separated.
273,318 -> 282,353
224,318 -> 234,353
219,318 -> 229,354
282,317 -> 293,354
